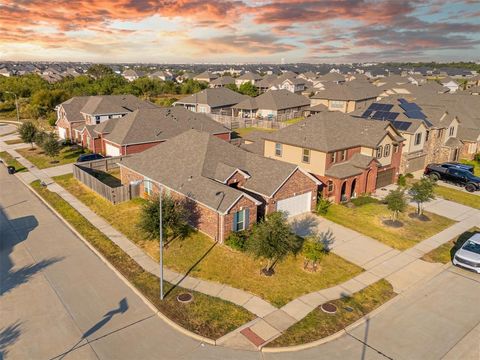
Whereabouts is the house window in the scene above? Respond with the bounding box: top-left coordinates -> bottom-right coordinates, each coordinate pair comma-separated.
376,145 -> 383,158
414,132 -> 422,145
341,150 -> 347,161
437,129 -> 443,138
275,143 -> 283,156
330,100 -> 345,109
144,178 -> 153,196
198,106 -> 207,113
327,180 -> 334,193
449,126 -> 455,137
425,130 -> 429,141
330,152 -> 337,163
394,144 -> 399,153
384,144 -> 391,157
302,148 -> 310,163
233,208 -> 249,232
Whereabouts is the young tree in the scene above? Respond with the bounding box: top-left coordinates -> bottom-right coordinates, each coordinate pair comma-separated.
225,83 -> 239,92
34,130 -> 47,148
302,238 -> 326,272
41,134 -> 61,162
247,211 -> 303,275
18,121 -> 37,148
238,82 -> 258,97
138,193 -> 189,241
409,177 -> 436,215
384,188 -> 407,221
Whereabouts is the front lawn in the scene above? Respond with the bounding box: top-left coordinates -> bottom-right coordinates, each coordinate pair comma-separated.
54,174 -> 363,307
31,180 -> 255,339
268,279 -> 396,347
324,202 -> 456,250
17,145 -> 86,169
434,185 -> 480,210
0,151 -> 27,172
421,227 -> 480,264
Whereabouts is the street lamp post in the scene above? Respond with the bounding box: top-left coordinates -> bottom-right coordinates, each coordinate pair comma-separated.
5,91 -> 19,122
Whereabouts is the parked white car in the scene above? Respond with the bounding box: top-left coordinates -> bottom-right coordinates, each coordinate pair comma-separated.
453,233 -> 480,273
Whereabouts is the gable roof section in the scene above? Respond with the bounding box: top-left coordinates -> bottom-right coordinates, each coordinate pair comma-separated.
80,94 -> 156,116
233,90 -> 310,111
175,88 -> 249,108
263,112 -> 403,152
101,107 -> 229,146
312,82 -> 380,101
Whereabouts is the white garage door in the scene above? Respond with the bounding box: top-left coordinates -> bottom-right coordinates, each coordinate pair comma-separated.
58,127 -> 67,140
105,143 -> 121,157
277,192 -> 311,217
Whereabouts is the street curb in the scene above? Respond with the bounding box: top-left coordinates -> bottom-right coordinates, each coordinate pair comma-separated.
262,262 -> 453,353
14,172 -> 216,346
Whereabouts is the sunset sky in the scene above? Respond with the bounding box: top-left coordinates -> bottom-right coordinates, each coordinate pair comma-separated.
1,0 -> 480,63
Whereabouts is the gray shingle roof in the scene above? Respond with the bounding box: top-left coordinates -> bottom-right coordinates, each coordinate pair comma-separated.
311,82 -> 380,101
233,90 -> 310,111
101,107 -> 229,145
325,153 -> 378,179
175,88 -> 249,108
80,95 -> 156,116
120,130 -> 304,213
263,112 -> 404,152
59,96 -> 91,123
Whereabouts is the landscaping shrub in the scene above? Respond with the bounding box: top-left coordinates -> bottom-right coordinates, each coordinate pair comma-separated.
316,197 -> 331,215
350,195 -> 379,207
473,153 -> 480,163
397,174 -> 407,187
225,230 -> 249,252
405,173 -> 414,178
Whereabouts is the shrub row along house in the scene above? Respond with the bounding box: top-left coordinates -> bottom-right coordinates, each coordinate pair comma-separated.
119,130 -> 320,242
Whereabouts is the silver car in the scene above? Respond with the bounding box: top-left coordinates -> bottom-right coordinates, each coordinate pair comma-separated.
453,233 -> 480,273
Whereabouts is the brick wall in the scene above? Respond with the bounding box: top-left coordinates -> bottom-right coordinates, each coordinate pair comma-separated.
266,169 -> 318,213
223,196 -> 257,241
124,141 -> 163,155
325,146 -> 361,171
214,132 -> 231,142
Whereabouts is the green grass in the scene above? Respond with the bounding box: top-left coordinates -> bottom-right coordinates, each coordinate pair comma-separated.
434,185 -> 480,209
0,151 -> 27,172
422,227 -> 480,264
17,145 -> 85,169
461,159 -> 480,176
4,138 -> 23,145
283,117 -> 305,125
324,203 -> 456,250
232,127 -> 276,139
30,180 -> 255,339
54,174 -> 364,307
268,280 -> 396,347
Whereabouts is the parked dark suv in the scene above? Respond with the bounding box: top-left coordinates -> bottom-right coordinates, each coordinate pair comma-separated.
77,153 -> 104,163
424,162 -> 480,192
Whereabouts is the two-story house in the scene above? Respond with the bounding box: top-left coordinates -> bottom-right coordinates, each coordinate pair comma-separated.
235,72 -> 263,87
310,81 -> 380,113
259,113 -> 404,203
55,95 -> 157,142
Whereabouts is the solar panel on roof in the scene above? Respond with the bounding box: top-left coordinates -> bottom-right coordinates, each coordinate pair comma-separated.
393,121 -> 412,131
383,104 -> 394,111
386,112 -> 399,120
398,98 -> 408,104
368,103 -> 379,111
400,103 -> 421,112
361,110 -> 373,118
423,119 -> 433,127
405,110 -> 426,119
372,111 -> 389,120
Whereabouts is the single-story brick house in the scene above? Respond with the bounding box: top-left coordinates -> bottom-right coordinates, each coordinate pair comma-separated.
118,130 -> 320,242
81,107 -> 231,156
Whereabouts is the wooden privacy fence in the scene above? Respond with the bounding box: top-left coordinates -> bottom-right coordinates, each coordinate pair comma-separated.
73,156 -> 139,204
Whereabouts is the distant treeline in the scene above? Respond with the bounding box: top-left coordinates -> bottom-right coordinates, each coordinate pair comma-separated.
0,64 -> 207,124
383,62 -> 480,72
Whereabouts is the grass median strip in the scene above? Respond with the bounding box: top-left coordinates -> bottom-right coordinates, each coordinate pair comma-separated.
267,279 -> 396,348
54,174 -> 363,307
30,180 -> 255,339
324,202 -> 455,250
421,227 -> 480,264
434,186 -> 480,210
0,151 -> 27,172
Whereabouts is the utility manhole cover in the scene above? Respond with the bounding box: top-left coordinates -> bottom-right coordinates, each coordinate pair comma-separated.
177,293 -> 193,303
321,302 -> 338,314
344,306 -> 354,312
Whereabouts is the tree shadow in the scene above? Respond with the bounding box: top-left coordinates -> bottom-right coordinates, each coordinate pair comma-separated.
55,298 -> 129,360
290,214 -> 320,237
0,321 -> 22,360
317,229 -> 335,252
